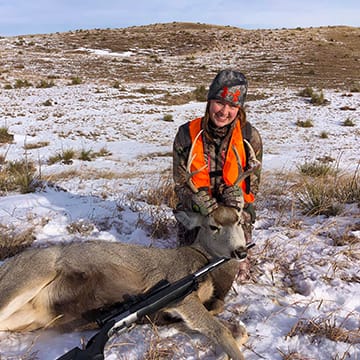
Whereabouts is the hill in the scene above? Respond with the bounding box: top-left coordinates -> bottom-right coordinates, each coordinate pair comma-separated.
0,22 -> 359,90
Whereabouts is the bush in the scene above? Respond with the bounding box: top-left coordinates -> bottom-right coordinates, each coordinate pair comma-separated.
342,118 -> 355,127
319,131 -> 329,139
23,141 -> 50,150
48,148 -> 75,165
295,162 -> 359,216
79,149 -> 94,161
0,159 -> 38,194
14,79 -> 32,88
310,90 -> 328,105
297,160 -> 336,177
42,99 -> 53,106
296,177 -> 343,216
163,114 -> 174,122
298,87 -> 314,97
192,85 -> 208,101
0,127 -> 14,143
36,79 -> 55,88
0,225 -> 36,260
296,119 -> 313,128
69,77 -> 82,85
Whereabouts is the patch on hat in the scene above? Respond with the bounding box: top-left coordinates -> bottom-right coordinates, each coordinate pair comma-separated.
219,86 -> 243,104
208,69 -> 248,106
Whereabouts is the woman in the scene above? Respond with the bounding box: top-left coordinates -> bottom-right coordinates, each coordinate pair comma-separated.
172,69 -> 263,281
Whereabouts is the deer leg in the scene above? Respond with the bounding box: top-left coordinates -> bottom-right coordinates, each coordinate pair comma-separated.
168,294 -> 246,360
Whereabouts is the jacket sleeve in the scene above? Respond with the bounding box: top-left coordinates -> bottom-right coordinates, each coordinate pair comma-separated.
172,123 -> 195,210
247,124 -> 263,197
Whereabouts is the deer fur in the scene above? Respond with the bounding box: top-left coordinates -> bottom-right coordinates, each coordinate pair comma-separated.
0,206 -> 249,360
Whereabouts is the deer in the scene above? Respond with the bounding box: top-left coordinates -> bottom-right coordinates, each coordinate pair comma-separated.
0,134 -> 260,360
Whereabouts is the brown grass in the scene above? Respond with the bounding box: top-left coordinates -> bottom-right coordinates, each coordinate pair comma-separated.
0,225 -> 36,260
287,317 -> 360,344
0,23 -> 359,90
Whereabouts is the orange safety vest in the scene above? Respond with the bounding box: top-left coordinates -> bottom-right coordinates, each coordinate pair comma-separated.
188,117 -> 255,203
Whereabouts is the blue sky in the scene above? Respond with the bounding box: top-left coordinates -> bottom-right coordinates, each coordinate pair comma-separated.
0,0 -> 359,36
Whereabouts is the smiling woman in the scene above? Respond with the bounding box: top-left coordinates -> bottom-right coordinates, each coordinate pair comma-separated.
172,69 -> 263,282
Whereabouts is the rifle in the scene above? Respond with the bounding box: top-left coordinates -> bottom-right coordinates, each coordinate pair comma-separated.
56,256 -> 229,360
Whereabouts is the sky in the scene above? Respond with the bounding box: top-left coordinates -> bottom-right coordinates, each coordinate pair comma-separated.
0,0 -> 359,37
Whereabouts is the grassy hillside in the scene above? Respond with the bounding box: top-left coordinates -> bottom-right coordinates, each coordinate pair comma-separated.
0,22 -> 359,90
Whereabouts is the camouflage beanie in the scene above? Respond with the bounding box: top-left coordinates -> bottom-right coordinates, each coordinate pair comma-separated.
207,69 -> 248,107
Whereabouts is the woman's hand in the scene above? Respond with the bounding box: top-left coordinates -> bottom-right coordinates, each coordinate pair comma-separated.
221,185 -> 244,210
192,190 -> 218,216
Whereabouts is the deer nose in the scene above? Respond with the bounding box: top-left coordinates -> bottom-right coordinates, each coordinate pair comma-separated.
231,247 -> 248,260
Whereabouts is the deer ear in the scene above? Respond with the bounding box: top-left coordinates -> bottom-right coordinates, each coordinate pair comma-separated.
173,210 -> 203,229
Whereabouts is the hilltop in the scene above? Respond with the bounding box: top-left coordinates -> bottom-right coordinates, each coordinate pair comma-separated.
0,22 -> 359,90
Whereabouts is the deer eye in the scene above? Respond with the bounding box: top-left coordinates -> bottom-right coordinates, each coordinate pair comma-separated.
209,225 -> 219,232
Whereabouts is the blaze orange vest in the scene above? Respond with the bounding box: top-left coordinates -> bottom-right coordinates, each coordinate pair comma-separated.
188,117 -> 255,203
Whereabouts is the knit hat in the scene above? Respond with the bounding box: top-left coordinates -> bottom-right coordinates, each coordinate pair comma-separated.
207,69 -> 248,107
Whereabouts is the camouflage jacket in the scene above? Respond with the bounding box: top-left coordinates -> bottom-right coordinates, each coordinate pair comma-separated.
173,117 -> 263,211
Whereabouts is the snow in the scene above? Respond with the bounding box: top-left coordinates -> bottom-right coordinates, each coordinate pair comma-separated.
0,78 -> 359,359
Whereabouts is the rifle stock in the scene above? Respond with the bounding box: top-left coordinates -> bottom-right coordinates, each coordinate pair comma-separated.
57,257 -> 229,360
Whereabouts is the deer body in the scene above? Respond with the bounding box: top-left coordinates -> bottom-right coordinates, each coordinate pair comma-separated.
0,206 -> 248,360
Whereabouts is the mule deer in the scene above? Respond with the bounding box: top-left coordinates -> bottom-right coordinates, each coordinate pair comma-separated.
0,138 -> 260,360
0,210 -> 248,359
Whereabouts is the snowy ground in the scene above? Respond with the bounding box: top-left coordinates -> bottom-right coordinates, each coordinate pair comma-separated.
0,82 -> 359,359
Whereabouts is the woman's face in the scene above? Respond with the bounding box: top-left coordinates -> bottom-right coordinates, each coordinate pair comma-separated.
209,99 -> 240,128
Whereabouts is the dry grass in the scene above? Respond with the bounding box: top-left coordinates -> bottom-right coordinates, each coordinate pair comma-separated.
296,168 -> 360,216
287,316 -> 360,344
0,126 -> 14,143
126,174 -> 178,240
0,24 -> 359,90
23,141 -> 50,150
0,158 -> 38,194
143,334 -> 178,360
0,225 -> 36,260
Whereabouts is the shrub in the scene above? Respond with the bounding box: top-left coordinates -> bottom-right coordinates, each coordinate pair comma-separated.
296,163 -> 359,216
79,149 -> 94,161
296,119 -> 313,128
0,159 -> 37,194
94,147 -> 112,157
297,160 -> 336,177
192,85 -> 208,101
127,174 -> 177,240
0,127 -> 14,143
23,141 -> 50,150
342,118 -> 355,127
319,131 -> 329,139
298,87 -> 314,97
14,79 -> 32,88
350,82 -> 360,92
36,79 -> 55,88
129,175 -> 177,209
113,81 -> 121,89
42,99 -> 53,106
296,177 -> 343,216
69,77 -> 82,85
0,225 -> 36,260
163,114 -> 174,122
48,148 -> 75,165
310,90 -> 328,105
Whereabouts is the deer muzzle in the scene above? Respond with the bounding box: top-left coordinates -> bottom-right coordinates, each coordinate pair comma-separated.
231,243 -> 255,261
